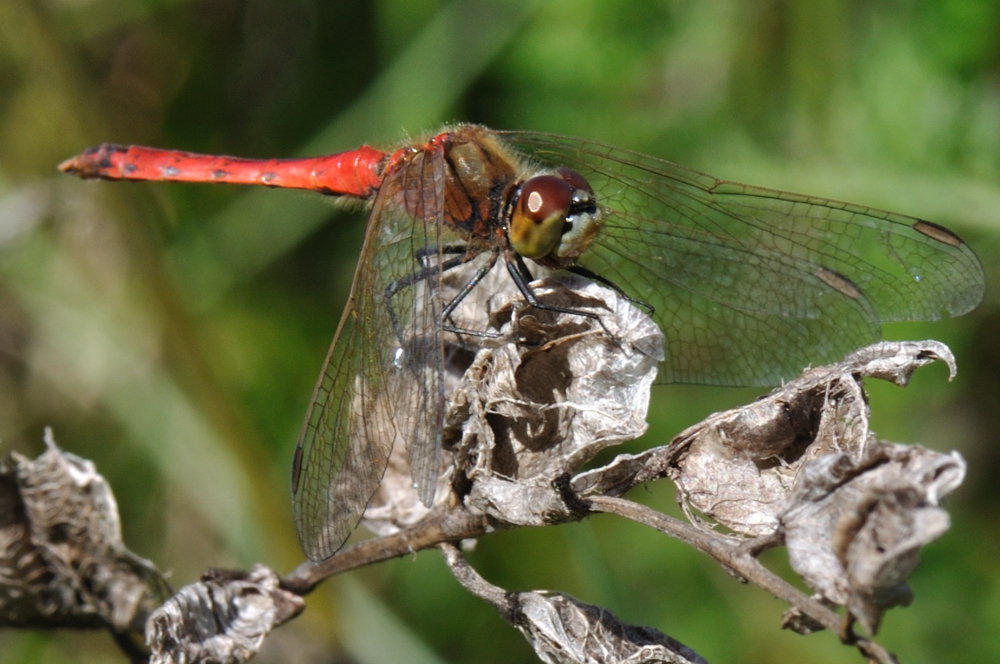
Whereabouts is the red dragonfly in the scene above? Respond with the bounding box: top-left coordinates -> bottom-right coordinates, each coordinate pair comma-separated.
60,124 -> 984,561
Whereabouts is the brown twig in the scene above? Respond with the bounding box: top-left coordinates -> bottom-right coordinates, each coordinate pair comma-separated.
281,505 -> 489,594
588,495 -> 900,664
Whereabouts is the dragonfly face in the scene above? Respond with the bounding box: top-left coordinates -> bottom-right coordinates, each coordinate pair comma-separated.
401,126 -> 603,270
507,167 -> 602,265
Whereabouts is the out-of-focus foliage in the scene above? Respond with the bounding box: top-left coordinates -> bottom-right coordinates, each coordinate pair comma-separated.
0,0 -> 998,662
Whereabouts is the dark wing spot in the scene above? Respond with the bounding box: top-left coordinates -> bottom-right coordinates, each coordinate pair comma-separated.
290,444 -> 304,494
816,267 -> 863,300
913,220 -> 964,248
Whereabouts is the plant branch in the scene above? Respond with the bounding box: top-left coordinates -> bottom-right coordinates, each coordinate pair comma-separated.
588,495 -> 900,664
281,505 -> 489,594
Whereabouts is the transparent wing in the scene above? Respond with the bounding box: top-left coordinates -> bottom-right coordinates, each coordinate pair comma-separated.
395,143 -> 449,509
502,131 -> 984,386
292,146 -> 451,561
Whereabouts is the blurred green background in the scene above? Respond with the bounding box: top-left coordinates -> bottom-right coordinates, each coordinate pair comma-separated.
1,0 -> 999,662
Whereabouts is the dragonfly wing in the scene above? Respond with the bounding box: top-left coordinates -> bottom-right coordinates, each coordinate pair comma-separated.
292,147 -> 450,561
389,141 -> 449,508
502,131 -> 984,386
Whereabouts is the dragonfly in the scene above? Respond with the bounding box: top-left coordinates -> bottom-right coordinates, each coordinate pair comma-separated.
59,124 -> 985,561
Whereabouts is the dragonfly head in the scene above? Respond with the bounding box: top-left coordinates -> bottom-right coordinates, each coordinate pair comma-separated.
509,168 -> 601,265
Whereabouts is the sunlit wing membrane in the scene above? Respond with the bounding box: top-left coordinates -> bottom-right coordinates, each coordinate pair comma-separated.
502,131 -> 985,386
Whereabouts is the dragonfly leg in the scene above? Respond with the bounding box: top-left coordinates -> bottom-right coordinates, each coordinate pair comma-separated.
437,250 -> 501,338
413,244 -> 467,268
565,265 -> 654,314
384,248 -> 505,349
385,254 -> 469,347
412,244 -> 479,333
505,249 -> 614,339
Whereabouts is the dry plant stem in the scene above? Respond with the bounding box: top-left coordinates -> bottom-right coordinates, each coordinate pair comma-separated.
739,528 -> 784,556
586,496 -> 830,618
109,631 -> 149,664
588,495 -> 899,664
856,641 -> 900,664
437,542 -> 508,606
281,506 -> 489,594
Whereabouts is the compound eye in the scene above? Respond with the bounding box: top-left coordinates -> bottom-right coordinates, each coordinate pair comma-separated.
509,175 -> 574,260
519,175 -> 573,223
556,168 -> 593,199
